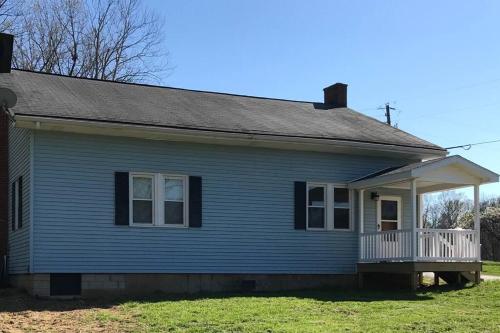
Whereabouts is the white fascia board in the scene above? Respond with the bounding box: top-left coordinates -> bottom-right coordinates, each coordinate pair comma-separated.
14,115 -> 447,159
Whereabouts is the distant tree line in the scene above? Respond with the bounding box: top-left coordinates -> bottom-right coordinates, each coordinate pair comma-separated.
0,0 -> 169,82
424,192 -> 500,261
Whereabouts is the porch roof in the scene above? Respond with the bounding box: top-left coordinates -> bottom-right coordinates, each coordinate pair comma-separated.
348,155 -> 499,194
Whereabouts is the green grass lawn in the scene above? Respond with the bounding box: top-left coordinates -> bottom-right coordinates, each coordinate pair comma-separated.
483,261 -> 500,276
93,282 -> 500,333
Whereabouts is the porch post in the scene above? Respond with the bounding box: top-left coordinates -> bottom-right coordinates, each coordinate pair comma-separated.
359,189 -> 365,261
411,179 -> 417,261
474,184 -> 481,261
418,194 -> 424,228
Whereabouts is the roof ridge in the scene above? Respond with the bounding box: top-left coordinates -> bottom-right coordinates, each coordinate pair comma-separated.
10,68 -> 316,105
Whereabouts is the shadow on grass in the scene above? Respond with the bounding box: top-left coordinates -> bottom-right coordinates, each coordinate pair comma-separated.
0,283 -> 476,313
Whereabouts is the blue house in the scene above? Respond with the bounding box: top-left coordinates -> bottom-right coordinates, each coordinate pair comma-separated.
0,34 -> 497,297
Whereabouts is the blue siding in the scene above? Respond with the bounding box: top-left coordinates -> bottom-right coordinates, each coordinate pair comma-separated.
33,131 -> 412,274
8,126 -> 31,274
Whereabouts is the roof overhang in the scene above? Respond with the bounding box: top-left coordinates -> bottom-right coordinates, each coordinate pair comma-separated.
14,114 -> 447,159
348,155 -> 499,193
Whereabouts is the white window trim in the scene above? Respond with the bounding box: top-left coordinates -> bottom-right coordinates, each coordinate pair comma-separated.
306,182 -> 353,232
377,195 -> 402,231
129,173 -> 189,228
13,179 -> 20,231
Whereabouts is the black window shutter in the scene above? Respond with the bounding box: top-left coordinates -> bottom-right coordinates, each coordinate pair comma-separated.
11,181 -> 15,231
188,176 -> 202,228
115,172 -> 129,225
294,181 -> 307,230
17,176 -> 22,229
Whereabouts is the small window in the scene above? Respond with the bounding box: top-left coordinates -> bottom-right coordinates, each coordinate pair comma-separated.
12,177 -> 22,231
378,196 -> 401,231
131,175 -> 154,224
163,176 -> 186,226
333,187 -> 350,229
307,184 -> 326,229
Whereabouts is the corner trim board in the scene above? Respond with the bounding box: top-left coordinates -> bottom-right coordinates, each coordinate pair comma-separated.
29,131 -> 34,273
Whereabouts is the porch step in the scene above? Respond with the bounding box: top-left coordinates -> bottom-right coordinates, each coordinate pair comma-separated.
460,271 -> 476,282
437,271 -> 476,285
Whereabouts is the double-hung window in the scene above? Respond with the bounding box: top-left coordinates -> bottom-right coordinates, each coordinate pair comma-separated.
306,183 -> 352,231
307,184 -> 326,229
130,173 -> 188,227
131,175 -> 154,224
333,188 -> 350,230
163,176 -> 186,226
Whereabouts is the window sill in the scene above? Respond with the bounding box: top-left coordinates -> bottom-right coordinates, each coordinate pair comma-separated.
305,228 -> 354,232
129,224 -> 189,229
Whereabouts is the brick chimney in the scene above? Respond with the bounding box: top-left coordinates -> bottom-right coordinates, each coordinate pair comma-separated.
0,33 -> 13,73
0,104 -> 8,277
323,83 -> 347,108
0,33 -> 13,281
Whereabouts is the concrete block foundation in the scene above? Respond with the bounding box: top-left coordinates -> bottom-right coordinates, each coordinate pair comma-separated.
10,273 -> 357,298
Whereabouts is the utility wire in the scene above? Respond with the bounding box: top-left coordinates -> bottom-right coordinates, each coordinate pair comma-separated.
446,139 -> 500,150
393,77 -> 500,104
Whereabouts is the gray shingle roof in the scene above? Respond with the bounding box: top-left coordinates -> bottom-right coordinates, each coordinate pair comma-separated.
0,70 -> 445,152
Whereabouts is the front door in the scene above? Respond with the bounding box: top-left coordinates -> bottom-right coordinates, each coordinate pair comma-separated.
377,196 -> 401,231
376,196 -> 403,258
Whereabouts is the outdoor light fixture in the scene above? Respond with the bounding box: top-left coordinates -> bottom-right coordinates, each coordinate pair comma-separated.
371,192 -> 380,201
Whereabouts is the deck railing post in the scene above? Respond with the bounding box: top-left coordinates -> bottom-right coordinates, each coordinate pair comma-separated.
411,179 -> 417,262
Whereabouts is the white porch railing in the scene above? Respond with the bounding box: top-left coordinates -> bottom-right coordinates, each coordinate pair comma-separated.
360,229 -> 479,262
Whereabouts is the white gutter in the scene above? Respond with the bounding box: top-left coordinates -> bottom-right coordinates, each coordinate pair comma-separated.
15,114 -> 448,159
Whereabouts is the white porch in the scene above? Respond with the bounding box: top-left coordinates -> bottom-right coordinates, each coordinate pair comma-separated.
359,228 -> 479,262
349,155 -> 499,264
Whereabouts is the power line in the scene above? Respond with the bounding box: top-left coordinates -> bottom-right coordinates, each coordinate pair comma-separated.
446,139 -> 500,150
401,100 -> 500,122
394,77 -> 500,104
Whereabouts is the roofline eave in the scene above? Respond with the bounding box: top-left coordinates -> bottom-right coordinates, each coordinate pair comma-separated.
14,114 -> 448,159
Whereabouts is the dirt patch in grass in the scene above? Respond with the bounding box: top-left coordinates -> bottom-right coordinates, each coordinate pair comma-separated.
0,289 -> 137,333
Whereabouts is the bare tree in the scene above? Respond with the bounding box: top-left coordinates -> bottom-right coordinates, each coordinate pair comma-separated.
10,0 -> 168,82
423,193 -> 500,260
0,0 -> 23,32
423,191 -> 472,229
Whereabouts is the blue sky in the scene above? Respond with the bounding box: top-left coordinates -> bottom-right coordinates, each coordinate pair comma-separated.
149,0 -> 500,197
